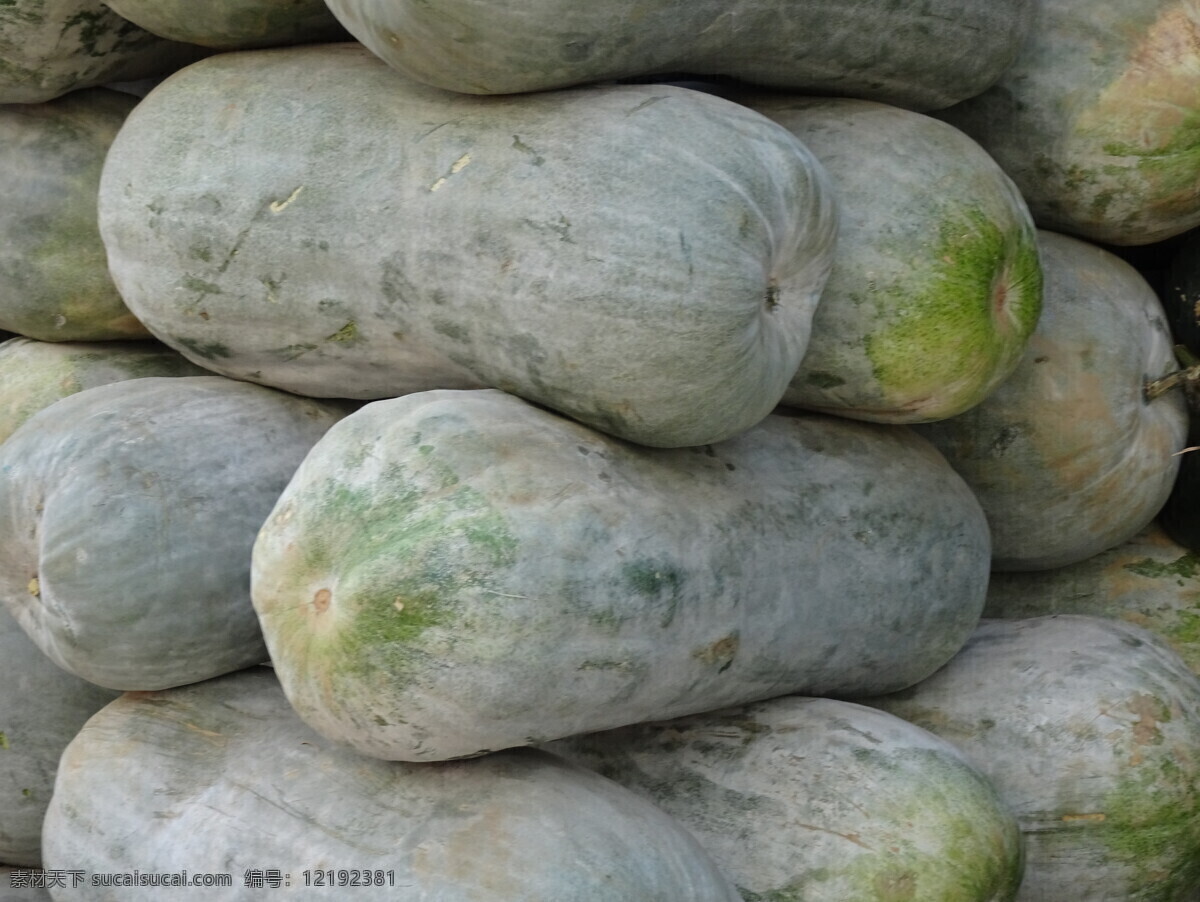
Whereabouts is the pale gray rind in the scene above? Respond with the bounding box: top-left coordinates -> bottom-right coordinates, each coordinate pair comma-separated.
102,0 -> 348,50
0,337 -> 207,445
41,667 -> 742,901
0,0 -> 206,104
0,376 -> 350,690
0,608 -> 120,867
865,615 -> 1200,901
0,89 -> 145,341
549,696 -> 1025,901
326,0 -> 1034,110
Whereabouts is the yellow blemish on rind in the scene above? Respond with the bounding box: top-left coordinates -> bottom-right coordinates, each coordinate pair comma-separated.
27,577 -> 39,597
270,186 -> 305,213
430,153 -> 473,191
1062,812 -> 1107,822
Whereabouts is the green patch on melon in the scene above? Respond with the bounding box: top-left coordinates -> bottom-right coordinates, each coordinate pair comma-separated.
1123,553 -> 1200,584
1162,610 -> 1200,651
292,469 -> 519,684
174,337 -> 231,360
1101,743 -> 1200,895
865,208 -> 1041,412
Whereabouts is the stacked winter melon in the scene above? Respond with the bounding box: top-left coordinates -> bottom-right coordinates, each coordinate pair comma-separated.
4,1 -> 1200,900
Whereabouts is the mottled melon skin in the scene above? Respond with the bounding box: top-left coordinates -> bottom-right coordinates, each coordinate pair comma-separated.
325,0 -> 1033,110
0,336 -> 206,445
743,97 -> 1043,424
103,0 -> 349,50
866,616 -> 1200,901
0,608 -> 120,867
549,696 -> 1024,902
0,0 -> 206,103
985,524 -> 1200,675
0,89 -> 149,342
0,377 -> 350,690
918,230 -> 1187,571
41,667 -> 742,902
98,43 -> 836,449
938,0 -> 1200,245
252,389 -> 990,762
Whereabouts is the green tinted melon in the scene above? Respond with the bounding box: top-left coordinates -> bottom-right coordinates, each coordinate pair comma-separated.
866,615 -> 1200,901
252,389 -> 990,762
0,336 -> 206,444
939,0 -> 1200,245
550,696 -> 1024,901
743,96 -> 1042,423
918,230 -> 1187,570
985,524 -> 1200,674
0,89 -> 149,341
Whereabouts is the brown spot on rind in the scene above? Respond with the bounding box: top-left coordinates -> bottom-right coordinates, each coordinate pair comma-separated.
312,588 -> 332,614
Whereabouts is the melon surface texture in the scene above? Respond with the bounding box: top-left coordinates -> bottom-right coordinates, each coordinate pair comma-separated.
102,0 -> 348,49
0,608 -> 119,867
0,0 -> 204,103
0,336 -> 205,445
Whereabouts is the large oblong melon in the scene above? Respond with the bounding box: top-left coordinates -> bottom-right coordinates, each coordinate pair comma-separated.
251,389 -> 991,762
42,667 -> 743,902
0,89 -> 149,341
743,96 -> 1042,424
549,696 -> 1024,901
938,0 -> 1200,245
324,0 -> 1033,110
0,377 -> 350,690
918,230 -> 1187,570
866,615 -> 1200,901
97,42 -> 836,448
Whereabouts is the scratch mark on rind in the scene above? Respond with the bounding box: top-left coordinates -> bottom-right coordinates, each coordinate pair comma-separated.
430,153 -> 472,191
270,185 -> 305,213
